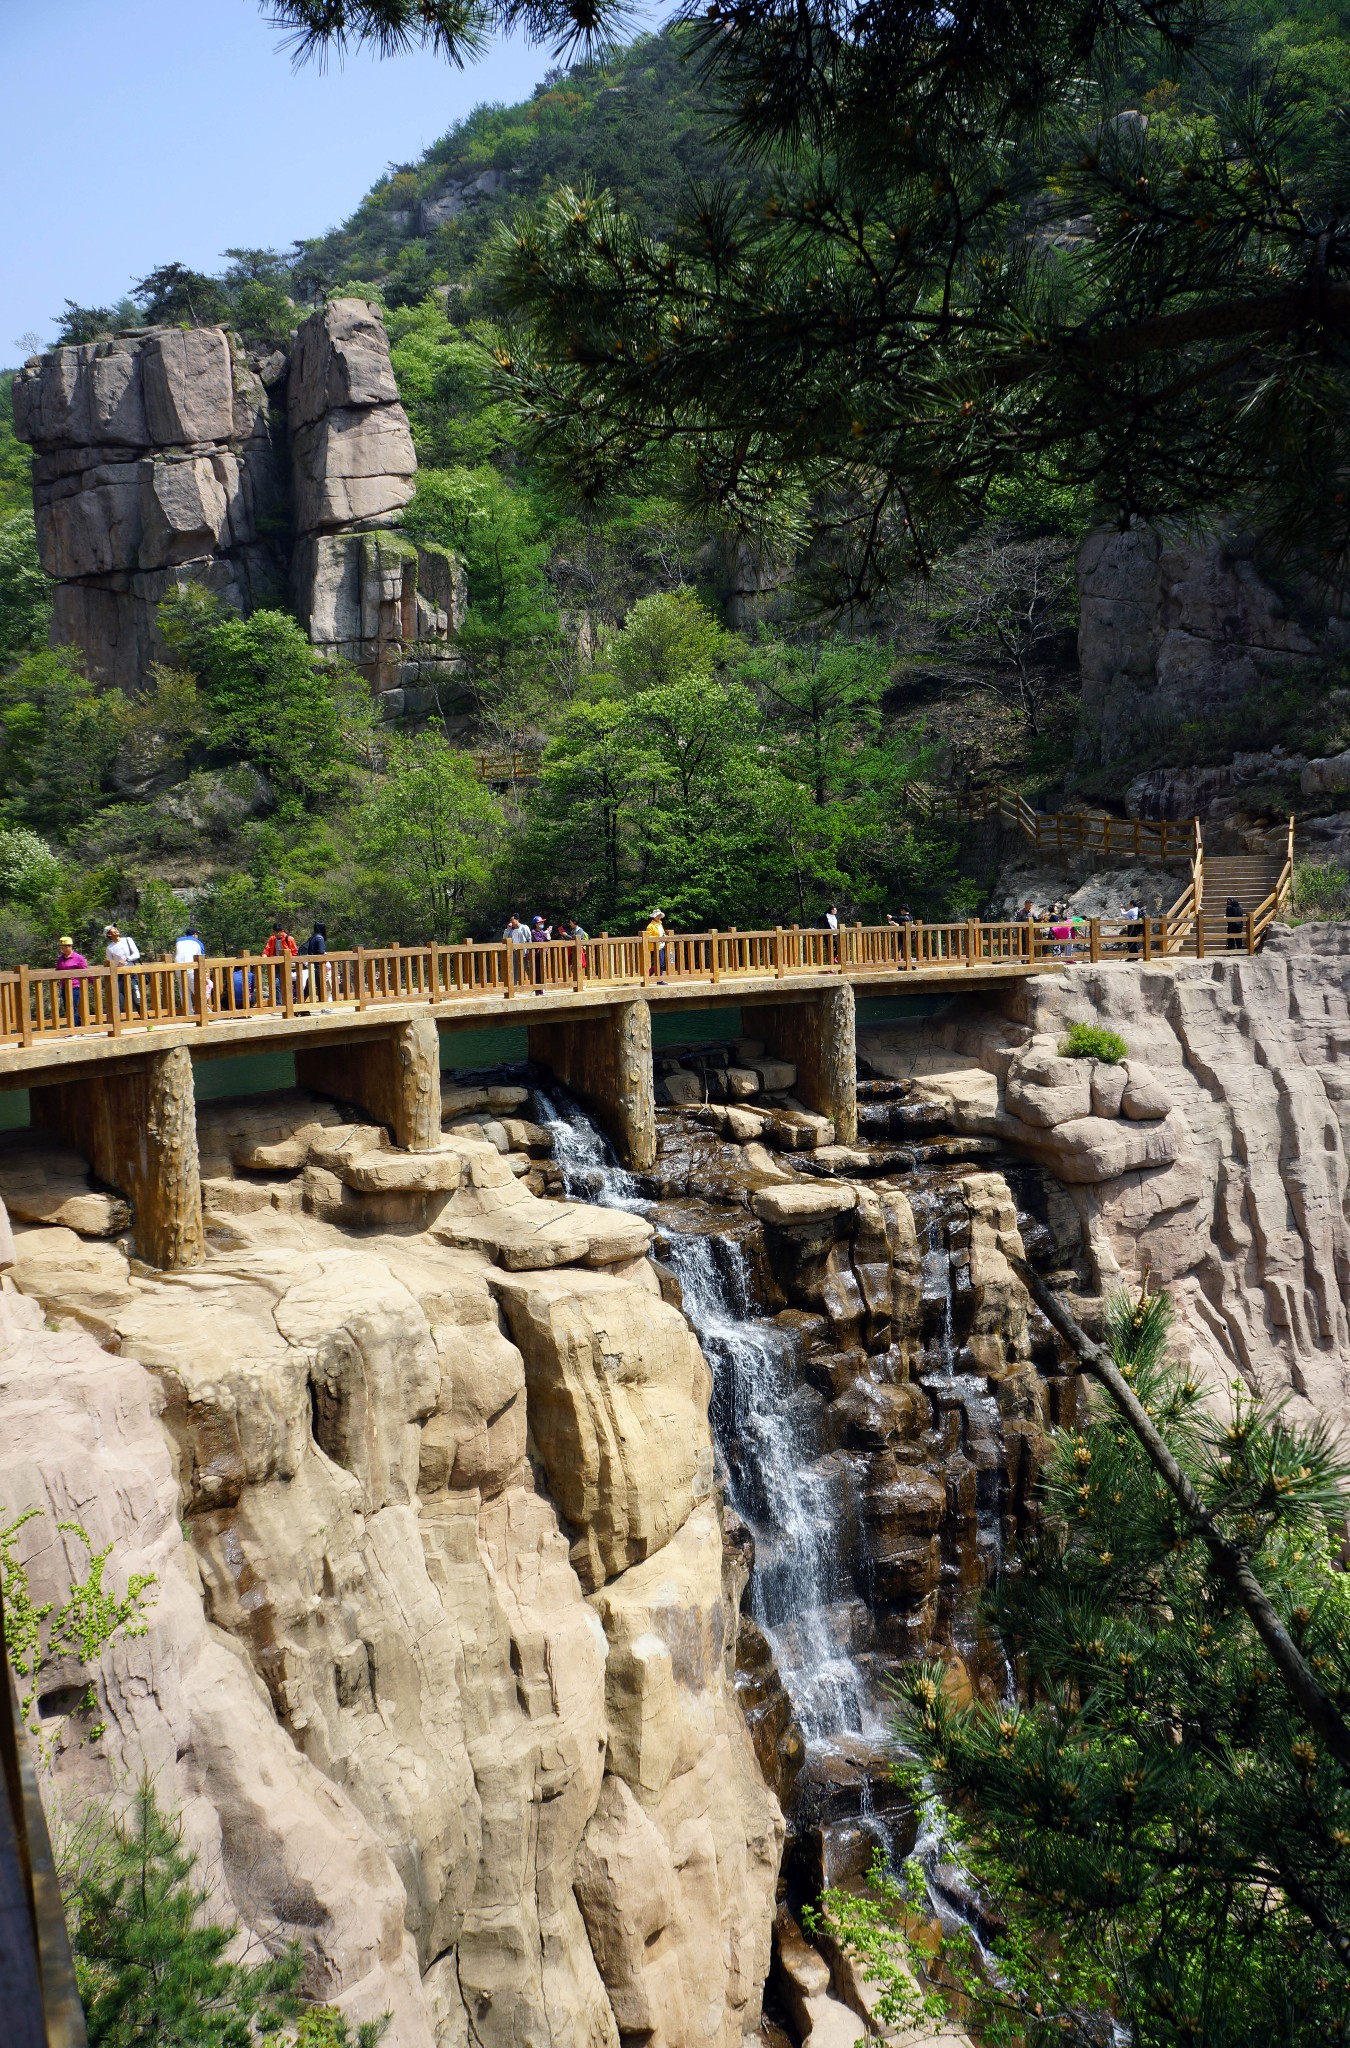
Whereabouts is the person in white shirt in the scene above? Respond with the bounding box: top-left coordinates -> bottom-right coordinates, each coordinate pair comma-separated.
174,925 -> 210,1011
104,923 -> 142,1012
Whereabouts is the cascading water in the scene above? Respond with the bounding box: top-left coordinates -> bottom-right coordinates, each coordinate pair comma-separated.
661,1231 -> 873,1744
531,1087 -> 647,1209
527,1078 -> 1020,1941
534,1078 -> 872,1741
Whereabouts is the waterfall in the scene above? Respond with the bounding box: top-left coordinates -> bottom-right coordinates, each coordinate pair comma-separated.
530,1079 -> 874,1739
529,1081 -> 1014,1943
661,1231 -> 872,1744
531,1087 -> 647,1209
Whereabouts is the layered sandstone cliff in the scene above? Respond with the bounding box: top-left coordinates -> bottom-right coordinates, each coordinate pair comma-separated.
0,1118 -> 781,2045
862,927 -> 1350,1428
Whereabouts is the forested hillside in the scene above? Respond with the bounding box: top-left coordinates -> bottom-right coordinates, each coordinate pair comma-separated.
0,5 -> 1346,967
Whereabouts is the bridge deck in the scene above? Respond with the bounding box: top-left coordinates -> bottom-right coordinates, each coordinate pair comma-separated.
0,906 -> 1253,1086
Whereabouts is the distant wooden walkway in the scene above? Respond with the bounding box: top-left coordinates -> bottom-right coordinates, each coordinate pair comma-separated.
0,894 -> 1292,1066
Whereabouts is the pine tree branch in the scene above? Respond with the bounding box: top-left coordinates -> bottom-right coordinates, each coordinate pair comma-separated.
1012,1259 -> 1350,1778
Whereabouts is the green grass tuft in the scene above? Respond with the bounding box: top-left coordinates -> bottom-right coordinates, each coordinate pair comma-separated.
1060,1021 -> 1128,1064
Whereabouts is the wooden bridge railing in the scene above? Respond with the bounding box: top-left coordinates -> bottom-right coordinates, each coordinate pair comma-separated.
902,782 -> 1201,863
0,908 -> 1284,1052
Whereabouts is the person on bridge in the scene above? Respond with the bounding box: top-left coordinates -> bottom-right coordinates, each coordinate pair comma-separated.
55,935 -> 88,1026
104,923 -> 143,1013
644,910 -> 668,983
264,921 -> 298,959
1226,896 -> 1244,950
502,913 -> 529,986
174,924 -> 209,1012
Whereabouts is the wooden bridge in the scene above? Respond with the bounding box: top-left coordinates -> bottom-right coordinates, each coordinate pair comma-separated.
0,807 -> 1294,1274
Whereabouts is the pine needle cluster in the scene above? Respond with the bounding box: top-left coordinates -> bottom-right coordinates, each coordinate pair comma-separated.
488,0 -> 1350,604
888,1289 -> 1350,2046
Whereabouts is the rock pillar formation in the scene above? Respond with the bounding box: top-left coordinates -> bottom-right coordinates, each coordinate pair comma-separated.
13,327 -> 286,689
742,985 -> 858,1143
296,1017 -> 442,1149
529,1001 -> 658,1170
31,1046 -> 204,1268
15,299 -> 465,709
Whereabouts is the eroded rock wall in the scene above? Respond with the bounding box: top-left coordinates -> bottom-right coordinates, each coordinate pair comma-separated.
14,299 -> 465,707
0,1116 -> 781,2046
1076,525 -> 1348,773
862,928 -> 1350,1427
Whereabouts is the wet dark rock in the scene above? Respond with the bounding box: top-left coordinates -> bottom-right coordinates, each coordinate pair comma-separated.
734,1613 -> 807,1810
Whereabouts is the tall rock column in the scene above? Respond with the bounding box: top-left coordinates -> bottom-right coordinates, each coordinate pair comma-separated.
287,299 -> 465,713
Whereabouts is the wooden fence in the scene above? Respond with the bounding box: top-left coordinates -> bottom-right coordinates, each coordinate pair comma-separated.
901,782 -> 1202,864
0,908 -> 1287,1052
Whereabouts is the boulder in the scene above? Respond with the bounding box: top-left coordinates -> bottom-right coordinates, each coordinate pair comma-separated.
662,1071 -> 704,1106
1004,1045 -> 1093,1129
1302,750 -> 1350,797
1120,1061 -> 1171,1120
751,1184 -> 857,1226
1089,1061 -> 1127,1118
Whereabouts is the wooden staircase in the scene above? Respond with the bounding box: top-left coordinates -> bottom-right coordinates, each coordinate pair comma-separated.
902,781 -> 1297,954
1200,849 -> 1289,950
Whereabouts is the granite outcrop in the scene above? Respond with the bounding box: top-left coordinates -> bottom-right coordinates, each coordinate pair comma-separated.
862,928 -> 1350,1428
1076,524 -> 1347,773
14,299 -> 464,707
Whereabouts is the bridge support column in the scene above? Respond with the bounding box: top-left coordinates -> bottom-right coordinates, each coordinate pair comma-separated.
528,999 -> 657,1171
741,983 -> 857,1144
32,1045 -> 204,1270
296,1015 -> 441,1150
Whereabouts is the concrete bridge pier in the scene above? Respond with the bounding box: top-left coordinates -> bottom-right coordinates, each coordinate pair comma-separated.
296,1015 -> 442,1150
528,999 -> 657,1171
32,1045 -> 205,1270
740,983 -> 858,1144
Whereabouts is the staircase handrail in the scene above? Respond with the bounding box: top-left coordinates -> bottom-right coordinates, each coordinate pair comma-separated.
900,780 -> 1199,863
1250,815 -> 1297,943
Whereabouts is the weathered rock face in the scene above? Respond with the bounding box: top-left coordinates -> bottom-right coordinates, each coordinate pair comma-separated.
862,930 -> 1350,1427
15,299 -> 465,706
0,1106 -> 782,2046
13,327 -> 286,689
1076,524 -> 1347,773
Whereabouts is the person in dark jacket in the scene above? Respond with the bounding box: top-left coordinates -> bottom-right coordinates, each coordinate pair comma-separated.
1226,896 -> 1244,950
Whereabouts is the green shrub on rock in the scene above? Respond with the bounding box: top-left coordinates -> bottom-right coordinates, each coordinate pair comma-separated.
1060,1021 -> 1128,1064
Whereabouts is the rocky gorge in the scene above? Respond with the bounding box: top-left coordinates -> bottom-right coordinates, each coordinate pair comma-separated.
5,935 -> 1350,2045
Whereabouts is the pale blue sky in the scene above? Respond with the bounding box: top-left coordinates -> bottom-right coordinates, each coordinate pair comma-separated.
1,0 -> 598,362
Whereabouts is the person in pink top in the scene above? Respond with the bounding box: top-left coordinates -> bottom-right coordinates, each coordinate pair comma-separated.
55,934 -> 88,1026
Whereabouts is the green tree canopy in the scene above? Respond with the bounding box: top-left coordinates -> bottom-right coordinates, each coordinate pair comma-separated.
489,0 -> 1350,602
356,731 -> 504,938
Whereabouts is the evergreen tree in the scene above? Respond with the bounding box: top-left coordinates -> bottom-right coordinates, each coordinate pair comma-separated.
66,1780 -> 304,2048
488,0 -> 1350,602
819,1287 -> 1350,2047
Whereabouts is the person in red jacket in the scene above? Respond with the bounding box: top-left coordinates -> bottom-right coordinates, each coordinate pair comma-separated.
263,920 -> 298,959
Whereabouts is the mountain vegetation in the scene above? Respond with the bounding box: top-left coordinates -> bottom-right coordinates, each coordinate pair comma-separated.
0,1 -> 1346,967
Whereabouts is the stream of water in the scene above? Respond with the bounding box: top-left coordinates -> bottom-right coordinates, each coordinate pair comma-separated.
530,1081 -> 1005,1936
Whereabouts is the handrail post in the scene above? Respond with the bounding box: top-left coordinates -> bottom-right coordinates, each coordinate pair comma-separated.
18,964 -> 32,1046
774,926 -> 784,978
573,937 -> 583,992
110,969 -> 122,1037
1089,916 -> 1100,964
1247,911 -> 1256,953
1196,915 -> 1205,960
196,957 -> 209,1024
902,920 -> 912,971
1142,915 -> 1153,962
356,947 -> 368,1009
710,930 -> 719,984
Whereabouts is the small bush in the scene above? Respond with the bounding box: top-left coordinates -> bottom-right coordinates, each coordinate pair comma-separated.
1291,859 -> 1350,922
1060,1021 -> 1128,1063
